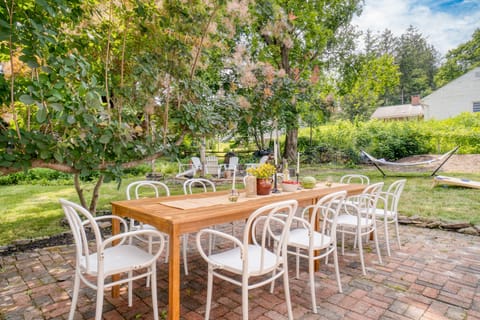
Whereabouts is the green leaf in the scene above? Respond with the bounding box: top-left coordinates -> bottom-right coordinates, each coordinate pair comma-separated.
39,149 -> 50,160
50,103 -> 64,112
99,134 -> 112,144
19,95 -> 35,105
0,161 -> 12,167
53,151 -> 64,163
36,107 -> 47,123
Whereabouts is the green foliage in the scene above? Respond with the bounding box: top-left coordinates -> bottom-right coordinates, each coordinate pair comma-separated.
306,113 -> 480,164
435,29 -> 480,87
340,54 -> 400,120
0,168 -> 72,185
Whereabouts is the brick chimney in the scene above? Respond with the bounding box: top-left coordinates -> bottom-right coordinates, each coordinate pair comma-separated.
411,95 -> 421,106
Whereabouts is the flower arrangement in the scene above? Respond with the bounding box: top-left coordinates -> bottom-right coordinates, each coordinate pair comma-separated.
246,163 -> 276,179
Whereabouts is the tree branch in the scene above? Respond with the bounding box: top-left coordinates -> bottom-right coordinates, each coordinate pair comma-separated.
0,152 -> 167,175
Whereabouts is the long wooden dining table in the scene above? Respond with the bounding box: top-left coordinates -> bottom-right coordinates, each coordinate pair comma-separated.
111,182 -> 365,320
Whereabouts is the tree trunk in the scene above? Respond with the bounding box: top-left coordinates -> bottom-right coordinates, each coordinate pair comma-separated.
89,175 -> 104,214
74,173 -> 104,215
284,128 -> 298,162
74,174 -> 88,210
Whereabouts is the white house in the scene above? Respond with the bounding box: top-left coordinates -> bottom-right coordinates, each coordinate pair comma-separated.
370,96 -> 424,120
371,67 -> 480,121
423,67 -> 480,120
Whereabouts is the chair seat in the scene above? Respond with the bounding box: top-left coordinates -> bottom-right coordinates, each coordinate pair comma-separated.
132,223 -> 158,231
337,214 -> 373,228
209,244 -> 277,275
288,228 -> 333,250
80,245 -> 154,276
373,208 -> 395,218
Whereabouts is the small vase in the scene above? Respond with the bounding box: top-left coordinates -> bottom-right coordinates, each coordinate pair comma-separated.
256,178 -> 272,195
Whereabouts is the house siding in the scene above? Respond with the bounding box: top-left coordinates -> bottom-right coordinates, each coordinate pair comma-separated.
423,67 -> 480,120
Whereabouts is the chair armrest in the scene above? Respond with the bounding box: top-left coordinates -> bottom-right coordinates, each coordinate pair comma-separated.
82,215 -> 129,244
196,229 -> 244,265
299,205 -> 316,219
341,200 -> 361,216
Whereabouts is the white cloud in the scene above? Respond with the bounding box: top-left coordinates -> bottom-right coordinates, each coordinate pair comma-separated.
352,0 -> 480,56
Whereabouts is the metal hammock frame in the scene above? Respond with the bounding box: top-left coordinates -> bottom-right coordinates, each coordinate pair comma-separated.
361,146 -> 459,177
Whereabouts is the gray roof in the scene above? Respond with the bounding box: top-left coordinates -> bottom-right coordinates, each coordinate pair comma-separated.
371,104 -> 424,120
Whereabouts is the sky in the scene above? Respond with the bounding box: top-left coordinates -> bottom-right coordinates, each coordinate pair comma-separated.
352,0 -> 480,57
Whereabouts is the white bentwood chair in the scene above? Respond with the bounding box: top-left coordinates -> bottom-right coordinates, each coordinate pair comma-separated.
340,174 -> 370,185
196,199 -> 298,320
374,179 -> 406,256
60,199 -> 165,320
336,182 -> 384,275
126,181 -> 171,286
182,178 -> 217,275
286,190 -> 347,313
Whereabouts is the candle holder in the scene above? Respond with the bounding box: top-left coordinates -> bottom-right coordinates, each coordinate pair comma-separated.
272,170 -> 281,193
228,189 -> 239,202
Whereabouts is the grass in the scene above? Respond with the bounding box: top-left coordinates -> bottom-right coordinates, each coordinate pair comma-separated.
1,165 -> 479,246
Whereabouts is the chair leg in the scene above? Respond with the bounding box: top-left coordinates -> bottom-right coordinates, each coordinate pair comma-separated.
333,248 -> 343,293
68,271 -> 81,320
357,228 -> 366,275
183,234 -> 189,275
283,266 -> 294,320
308,255 -> 317,313
128,270 -> 133,306
95,280 -> 105,320
205,267 -> 213,320
165,237 -> 169,263
242,279 -> 249,320
295,248 -> 300,279
394,219 -> 401,249
151,265 -> 159,320
384,218 -> 391,257
373,228 -> 383,264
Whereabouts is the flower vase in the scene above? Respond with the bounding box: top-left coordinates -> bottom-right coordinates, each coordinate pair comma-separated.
256,178 -> 272,195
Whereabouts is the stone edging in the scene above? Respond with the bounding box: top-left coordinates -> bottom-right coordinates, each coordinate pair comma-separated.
398,215 -> 480,236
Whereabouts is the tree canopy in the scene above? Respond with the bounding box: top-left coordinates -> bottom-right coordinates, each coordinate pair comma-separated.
1,0 -> 477,210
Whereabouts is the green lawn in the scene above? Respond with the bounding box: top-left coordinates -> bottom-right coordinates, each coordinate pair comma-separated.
1,166 -> 479,246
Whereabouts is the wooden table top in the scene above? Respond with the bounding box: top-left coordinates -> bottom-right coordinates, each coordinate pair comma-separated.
111,182 -> 365,235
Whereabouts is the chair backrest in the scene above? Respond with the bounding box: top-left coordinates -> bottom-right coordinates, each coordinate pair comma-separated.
244,199 -> 298,275
226,156 -> 239,170
205,156 -> 220,175
183,178 -> 216,194
340,174 -> 370,185
59,199 -> 123,273
362,181 -> 384,196
357,182 -> 384,217
191,157 -> 203,170
310,191 -> 347,239
383,179 -> 406,214
126,181 -> 170,200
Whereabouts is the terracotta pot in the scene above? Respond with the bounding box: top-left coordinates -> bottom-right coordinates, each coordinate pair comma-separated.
256,178 -> 272,195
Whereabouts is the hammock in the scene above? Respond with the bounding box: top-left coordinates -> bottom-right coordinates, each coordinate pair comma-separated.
361,146 -> 459,176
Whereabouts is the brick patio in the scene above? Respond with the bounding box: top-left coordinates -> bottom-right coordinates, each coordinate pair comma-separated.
1,224 -> 480,319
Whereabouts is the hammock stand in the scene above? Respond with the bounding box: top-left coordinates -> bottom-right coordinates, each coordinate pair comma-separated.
361,146 -> 459,177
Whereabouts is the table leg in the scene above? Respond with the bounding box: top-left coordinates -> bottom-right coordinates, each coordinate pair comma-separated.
168,232 -> 181,320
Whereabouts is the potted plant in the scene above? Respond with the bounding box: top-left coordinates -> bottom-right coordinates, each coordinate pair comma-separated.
246,163 -> 276,195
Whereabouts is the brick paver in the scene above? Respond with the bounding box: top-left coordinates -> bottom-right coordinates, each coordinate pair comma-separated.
1,224 -> 479,319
